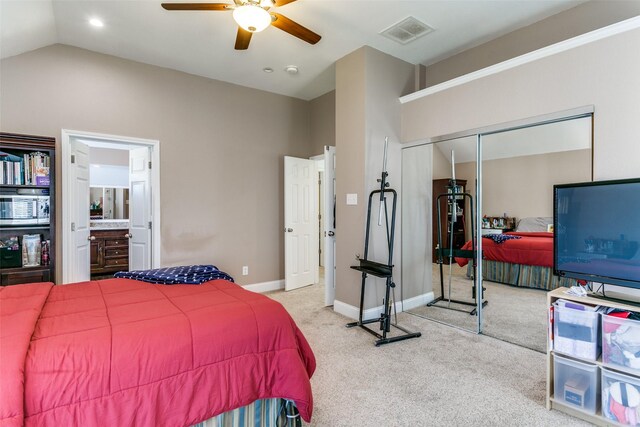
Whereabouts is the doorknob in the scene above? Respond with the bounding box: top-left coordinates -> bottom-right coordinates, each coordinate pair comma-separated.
125,233 -> 132,239
87,235 -> 95,241
285,228 -> 293,232
328,231 -> 335,237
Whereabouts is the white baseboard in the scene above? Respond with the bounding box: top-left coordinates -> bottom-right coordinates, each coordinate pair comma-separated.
402,292 -> 435,311
242,279 -> 284,293
334,291 -> 435,320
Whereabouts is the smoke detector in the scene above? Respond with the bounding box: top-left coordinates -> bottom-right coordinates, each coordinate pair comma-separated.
284,65 -> 299,75
380,16 -> 434,45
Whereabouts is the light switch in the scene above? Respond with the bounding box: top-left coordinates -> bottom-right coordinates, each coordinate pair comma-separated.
346,193 -> 358,205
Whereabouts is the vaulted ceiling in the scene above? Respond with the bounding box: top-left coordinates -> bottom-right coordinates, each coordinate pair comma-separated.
1,0 -> 585,100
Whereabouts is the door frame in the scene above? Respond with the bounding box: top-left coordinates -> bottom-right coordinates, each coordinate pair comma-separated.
61,129 -> 161,283
310,148 -> 336,306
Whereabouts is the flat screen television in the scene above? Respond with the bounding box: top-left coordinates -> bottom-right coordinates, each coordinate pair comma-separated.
554,178 -> 640,290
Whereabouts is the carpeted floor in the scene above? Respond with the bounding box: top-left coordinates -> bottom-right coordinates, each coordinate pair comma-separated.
266,282 -> 589,426
406,263 -> 548,353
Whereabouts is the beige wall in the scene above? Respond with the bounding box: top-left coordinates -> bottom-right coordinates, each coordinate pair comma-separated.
309,90 -> 335,156
481,149 -> 592,220
0,44 -> 314,284
424,1 -> 640,87
335,46 -> 415,309
402,26 -> 640,182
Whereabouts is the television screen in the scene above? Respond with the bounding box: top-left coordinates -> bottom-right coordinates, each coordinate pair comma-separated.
554,178 -> 640,288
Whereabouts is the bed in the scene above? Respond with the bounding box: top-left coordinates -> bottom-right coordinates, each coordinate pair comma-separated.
455,217 -> 577,290
0,278 -> 315,427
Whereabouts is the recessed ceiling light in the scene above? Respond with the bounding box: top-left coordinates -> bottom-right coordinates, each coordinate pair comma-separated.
89,18 -> 104,28
263,67 -> 274,73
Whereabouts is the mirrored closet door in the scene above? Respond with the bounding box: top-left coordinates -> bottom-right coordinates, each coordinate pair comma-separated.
401,113 -> 593,346
402,135 -> 482,333
479,116 -> 593,352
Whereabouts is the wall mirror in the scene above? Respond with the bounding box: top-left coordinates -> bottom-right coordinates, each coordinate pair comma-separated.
401,113 -> 593,348
90,187 -> 129,220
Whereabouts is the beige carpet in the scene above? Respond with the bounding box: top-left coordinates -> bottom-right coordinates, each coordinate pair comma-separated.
406,263 -> 548,353
266,283 -> 589,426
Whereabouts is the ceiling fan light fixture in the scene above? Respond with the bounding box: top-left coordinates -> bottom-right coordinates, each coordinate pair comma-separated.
233,5 -> 272,33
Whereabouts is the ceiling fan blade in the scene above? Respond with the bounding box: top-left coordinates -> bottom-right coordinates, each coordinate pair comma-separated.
273,0 -> 298,6
161,3 -> 230,11
270,13 -> 321,45
235,27 -> 253,50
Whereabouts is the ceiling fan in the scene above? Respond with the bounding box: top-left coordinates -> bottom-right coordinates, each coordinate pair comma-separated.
161,0 -> 321,50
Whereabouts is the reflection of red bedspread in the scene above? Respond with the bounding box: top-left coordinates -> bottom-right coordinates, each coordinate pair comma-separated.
1,279 -> 315,426
456,231 -> 553,268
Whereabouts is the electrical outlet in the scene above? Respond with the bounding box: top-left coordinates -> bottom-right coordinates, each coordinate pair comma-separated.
242,266 -> 249,276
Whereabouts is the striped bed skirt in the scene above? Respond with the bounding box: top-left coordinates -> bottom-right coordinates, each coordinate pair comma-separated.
192,398 -> 300,427
467,260 -> 577,290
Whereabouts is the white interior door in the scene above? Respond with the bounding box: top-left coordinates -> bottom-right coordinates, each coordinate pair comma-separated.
71,139 -> 91,283
285,156 -> 317,291
318,170 -> 324,268
323,146 -> 336,306
129,147 -> 152,271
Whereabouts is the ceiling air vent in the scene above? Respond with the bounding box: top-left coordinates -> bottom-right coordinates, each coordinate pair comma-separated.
380,16 -> 434,45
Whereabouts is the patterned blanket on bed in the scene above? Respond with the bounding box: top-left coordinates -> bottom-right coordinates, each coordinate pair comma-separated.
483,234 -> 521,244
114,264 -> 234,284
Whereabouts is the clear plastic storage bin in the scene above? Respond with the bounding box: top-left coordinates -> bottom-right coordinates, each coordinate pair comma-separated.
554,354 -> 599,414
554,301 -> 601,361
603,314 -> 640,375
602,368 -> 640,425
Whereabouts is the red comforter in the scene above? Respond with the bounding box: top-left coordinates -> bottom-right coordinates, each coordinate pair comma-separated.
0,279 -> 315,427
456,231 -> 554,268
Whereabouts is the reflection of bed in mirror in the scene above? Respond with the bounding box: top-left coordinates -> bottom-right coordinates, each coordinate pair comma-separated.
456,217 -> 578,290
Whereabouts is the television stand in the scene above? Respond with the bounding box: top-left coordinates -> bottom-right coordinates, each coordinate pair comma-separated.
546,287 -> 640,425
586,291 -> 640,308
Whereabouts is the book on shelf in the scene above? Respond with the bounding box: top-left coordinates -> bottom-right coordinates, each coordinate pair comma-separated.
35,166 -> 50,186
0,151 -> 49,186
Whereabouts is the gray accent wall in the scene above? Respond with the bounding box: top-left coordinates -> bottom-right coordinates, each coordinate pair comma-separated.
335,46 -> 415,309
309,90 -> 336,157
0,44 -> 315,284
402,26 -> 640,181
423,1 -> 640,87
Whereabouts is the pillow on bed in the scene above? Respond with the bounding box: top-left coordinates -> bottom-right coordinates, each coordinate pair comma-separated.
516,217 -> 553,232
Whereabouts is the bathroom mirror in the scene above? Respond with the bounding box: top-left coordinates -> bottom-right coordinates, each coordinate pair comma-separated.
90,187 -> 129,220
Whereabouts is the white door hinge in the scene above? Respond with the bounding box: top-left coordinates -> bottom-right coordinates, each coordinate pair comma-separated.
148,161 -> 152,169
148,221 -> 152,230
71,155 -> 76,164
71,222 -> 76,231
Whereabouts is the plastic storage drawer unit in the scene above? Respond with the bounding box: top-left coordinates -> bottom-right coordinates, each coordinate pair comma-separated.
602,368 -> 640,425
554,354 -> 599,414
554,301 -> 601,361
603,314 -> 640,375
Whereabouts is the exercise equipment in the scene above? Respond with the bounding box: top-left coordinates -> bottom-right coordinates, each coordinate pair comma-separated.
427,150 -> 487,315
346,138 -> 422,346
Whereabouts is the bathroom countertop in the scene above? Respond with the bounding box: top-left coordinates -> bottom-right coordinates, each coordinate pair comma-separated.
90,220 -> 130,230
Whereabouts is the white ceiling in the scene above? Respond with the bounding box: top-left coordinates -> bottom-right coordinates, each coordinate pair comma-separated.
1,0 -> 585,100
